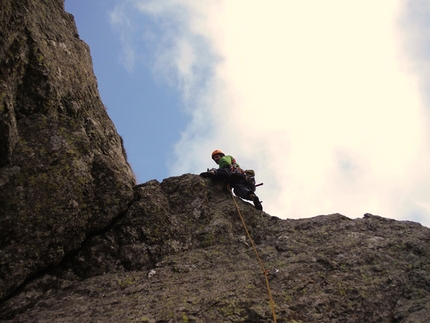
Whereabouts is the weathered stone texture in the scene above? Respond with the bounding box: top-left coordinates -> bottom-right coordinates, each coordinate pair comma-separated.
0,0 -> 135,301
1,174 -> 430,322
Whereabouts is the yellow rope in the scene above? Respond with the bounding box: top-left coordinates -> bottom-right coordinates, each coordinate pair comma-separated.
227,185 -> 277,323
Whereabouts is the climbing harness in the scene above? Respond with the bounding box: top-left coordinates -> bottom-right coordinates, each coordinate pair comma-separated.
227,185 -> 277,323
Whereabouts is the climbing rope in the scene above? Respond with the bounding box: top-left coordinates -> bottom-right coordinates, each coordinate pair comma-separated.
227,185 -> 277,323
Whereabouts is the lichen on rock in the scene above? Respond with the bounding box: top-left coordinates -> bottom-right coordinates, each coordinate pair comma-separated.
0,0 -> 135,301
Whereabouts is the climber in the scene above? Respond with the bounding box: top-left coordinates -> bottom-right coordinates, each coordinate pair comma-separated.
200,149 -> 263,210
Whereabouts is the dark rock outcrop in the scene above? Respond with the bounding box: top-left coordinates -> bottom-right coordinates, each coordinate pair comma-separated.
0,0 -> 135,302
1,174 -> 430,322
1,1 -> 430,323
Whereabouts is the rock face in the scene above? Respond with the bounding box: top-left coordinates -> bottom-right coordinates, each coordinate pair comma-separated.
1,174 -> 430,323
1,1 -> 430,323
0,0 -> 135,302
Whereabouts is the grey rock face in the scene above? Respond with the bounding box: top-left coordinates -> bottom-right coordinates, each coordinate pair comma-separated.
0,0 -> 135,301
1,174 -> 430,322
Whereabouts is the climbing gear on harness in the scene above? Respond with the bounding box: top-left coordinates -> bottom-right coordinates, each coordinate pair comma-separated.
244,169 -> 263,192
245,170 -> 256,192
227,185 -> 277,323
230,165 -> 243,174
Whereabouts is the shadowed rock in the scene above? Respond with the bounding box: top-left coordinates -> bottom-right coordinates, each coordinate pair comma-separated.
0,0 -> 135,302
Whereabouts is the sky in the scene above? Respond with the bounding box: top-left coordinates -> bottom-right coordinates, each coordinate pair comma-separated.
65,0 -> 430,228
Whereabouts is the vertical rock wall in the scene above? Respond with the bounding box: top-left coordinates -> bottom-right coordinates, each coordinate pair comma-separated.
0,0 -> 136,300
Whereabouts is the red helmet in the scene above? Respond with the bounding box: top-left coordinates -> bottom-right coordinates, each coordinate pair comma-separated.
211,149 -> 225,159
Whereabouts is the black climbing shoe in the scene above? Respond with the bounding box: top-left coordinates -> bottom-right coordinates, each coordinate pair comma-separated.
252,194 -> 263,211
200,170 -> 215,178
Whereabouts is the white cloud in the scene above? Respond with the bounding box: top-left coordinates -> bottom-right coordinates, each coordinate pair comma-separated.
110,0 -> 219,101
109,4 -> 137,72
119,0 -> 430,228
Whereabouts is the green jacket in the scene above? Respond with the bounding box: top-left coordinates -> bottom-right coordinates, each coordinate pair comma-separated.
218,155 -> 240,168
